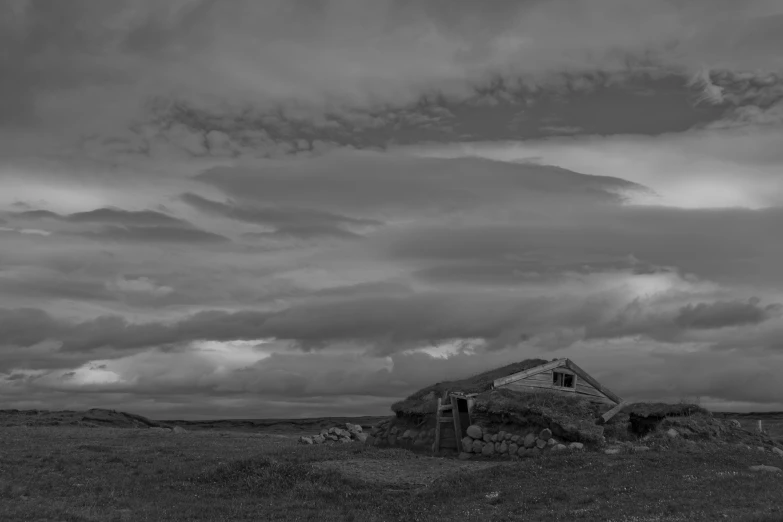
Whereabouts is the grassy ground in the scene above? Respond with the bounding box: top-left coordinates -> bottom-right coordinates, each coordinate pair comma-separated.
2,426 -> 783,521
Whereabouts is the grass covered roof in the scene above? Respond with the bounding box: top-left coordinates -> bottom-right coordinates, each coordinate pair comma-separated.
391,358 -> 550,416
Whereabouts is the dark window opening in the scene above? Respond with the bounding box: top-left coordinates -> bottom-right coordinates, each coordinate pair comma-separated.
552,371 -> 575,388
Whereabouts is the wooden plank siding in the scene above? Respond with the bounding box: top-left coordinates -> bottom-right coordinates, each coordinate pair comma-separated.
493,358 -> 622,405
493,359 -> 566,387
505,380 -> 575,393
500,367 -> 613,402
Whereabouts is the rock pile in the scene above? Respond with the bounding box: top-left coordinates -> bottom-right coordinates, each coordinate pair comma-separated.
298,422 -> 368,445
457,425 -> 584,459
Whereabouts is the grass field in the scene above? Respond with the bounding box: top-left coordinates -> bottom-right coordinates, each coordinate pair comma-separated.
2,426 -> 783,521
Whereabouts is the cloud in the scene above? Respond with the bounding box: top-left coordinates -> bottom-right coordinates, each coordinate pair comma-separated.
674,298 -> 782,330
401,126 -> 783,209
180,192 -> 380,238
4,0 -> 783,145
16,207 -> 190,227
108,276 -> 174,297
194,150 -> 648,222
73,224 -> 228,244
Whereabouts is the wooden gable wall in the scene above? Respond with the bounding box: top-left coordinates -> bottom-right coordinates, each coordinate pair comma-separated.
499,368 -> 614,403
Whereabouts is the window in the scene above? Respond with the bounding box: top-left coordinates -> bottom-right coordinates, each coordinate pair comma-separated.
552,371 -> 575,388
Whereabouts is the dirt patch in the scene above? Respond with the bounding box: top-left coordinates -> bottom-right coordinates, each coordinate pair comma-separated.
311,457 -> 508,487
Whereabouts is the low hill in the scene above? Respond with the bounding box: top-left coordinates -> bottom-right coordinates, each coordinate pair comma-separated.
0,408 -> 167,429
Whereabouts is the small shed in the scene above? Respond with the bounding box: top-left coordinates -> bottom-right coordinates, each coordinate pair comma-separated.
492,358 -> 622,407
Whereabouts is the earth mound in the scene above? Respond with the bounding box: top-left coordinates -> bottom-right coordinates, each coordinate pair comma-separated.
0,408 -> 168,429
370,359 -> 614,454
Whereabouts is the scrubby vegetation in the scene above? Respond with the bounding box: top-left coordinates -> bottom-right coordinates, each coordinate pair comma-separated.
3,424 -> 783,521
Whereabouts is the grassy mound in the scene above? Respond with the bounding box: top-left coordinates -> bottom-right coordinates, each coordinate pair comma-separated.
472,388 -> 608,443
390,358 -> 549,416
389,359 -> 612,444
625,402 -> 710,418
0,408 -> 167,429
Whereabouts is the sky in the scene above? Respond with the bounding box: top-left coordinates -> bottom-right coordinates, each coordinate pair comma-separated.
2,0 -> 783,419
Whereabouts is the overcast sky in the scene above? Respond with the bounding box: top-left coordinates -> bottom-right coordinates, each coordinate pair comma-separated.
2,0 -> 783,419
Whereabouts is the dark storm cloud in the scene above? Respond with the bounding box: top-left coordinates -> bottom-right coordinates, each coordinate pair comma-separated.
73,225 -> 229,244
180,193 -> 379,238
13,207 -> 191,227
195,153 -> 648,218
3,288 -> 779,357
380,206 -> 783,286
674,298 -> 782,330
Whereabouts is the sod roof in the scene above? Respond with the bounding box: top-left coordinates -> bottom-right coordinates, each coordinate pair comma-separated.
391,358 -> 550,416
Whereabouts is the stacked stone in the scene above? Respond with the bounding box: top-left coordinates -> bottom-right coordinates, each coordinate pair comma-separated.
365,419 -> 438,450
458,425 -> 585,459
298,422 -> 368,445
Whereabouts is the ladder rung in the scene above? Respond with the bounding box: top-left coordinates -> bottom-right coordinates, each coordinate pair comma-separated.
438,417 -> 453,422
439,405 -> 452,411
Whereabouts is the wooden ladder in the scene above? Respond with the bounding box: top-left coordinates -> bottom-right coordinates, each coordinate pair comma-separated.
433,393 -> 463,454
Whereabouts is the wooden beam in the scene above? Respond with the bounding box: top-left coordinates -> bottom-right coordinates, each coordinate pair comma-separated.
563,359 -> 622,404
493,359 -> 566,388
597,400 -> 628,425
433,398 -> 442,454
451,396 -> 463,441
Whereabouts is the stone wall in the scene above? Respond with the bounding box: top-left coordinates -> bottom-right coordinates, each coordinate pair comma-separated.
366,416 -> 590,457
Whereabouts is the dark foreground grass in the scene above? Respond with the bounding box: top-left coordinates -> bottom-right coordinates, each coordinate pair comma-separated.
2,427 -> 783,521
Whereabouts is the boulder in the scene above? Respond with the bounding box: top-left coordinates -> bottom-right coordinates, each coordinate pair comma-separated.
494,442 -> 502,452
727,419 -> 742,429
604,448 -> 621,455
508,443 -> 519,455
497,431 -> 506,441
510,435 -> 520,443
299,436 -> 313,445
666,428 -> 679,438
491,434 -> 498,442
482,443 -> 495,456
539,428 -> 552,440
458,452 -> 472,460
320,429 -> 329,438
546,438 -> 556,447
552,444 -> 567,452
172,426 -> 187,434
466,425 -> 483,439
339,436 -> 352,443
483,434 -> 493,443
772,447 -> 783,457
749,465 -> 781,473
523,433 -> 536,448
346,423 -> 363,434
328,427 -> 337,435
326,434 -> 338,441
471,440 -> 484,453
536,438 -> 547,449
568,442 -> 584,451
312,435 -> 325,444
354,433 -> 368,443
462,437 -> 474,452
504,432 -> 513,441
499,442 -> 508,454
365,435 -> 376,446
